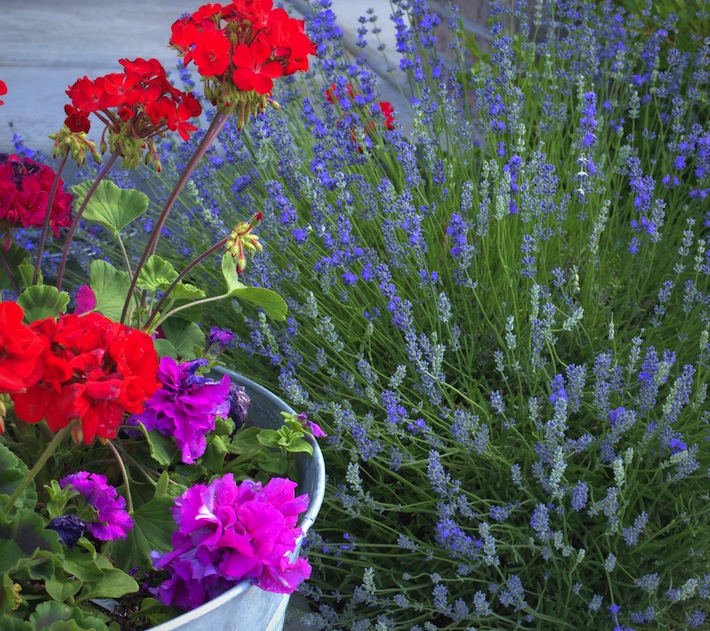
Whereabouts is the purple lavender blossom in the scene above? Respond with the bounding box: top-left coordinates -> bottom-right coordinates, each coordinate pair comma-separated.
151,474 -> 310,609
59,472 -> 134,541
129,357 -> 231,464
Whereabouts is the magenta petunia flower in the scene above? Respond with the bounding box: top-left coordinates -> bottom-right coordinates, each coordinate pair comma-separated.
297,412 -> 327,438
59,471 -> 134,541
74,285 -> 96,314
150,474 -> 311,610
128,357 -> 231,464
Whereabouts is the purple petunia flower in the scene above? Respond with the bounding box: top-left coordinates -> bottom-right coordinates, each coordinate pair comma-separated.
59,472 -> 134,541
129,357 -> 231,464
297,412 -> 327,438
150,474 -> 311,610
207,326 -> 237,354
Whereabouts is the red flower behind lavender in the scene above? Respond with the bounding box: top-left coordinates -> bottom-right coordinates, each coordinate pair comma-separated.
151,474 -> 310,609
0,153 -> 73,250
5,307 -> 160,444
169,0 -> 315,120
325,83 -> 396,150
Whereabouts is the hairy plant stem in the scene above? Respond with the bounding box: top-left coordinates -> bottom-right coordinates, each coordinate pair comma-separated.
33,155 -> 68,285
106,439 -> 133,514
56,150 -> 120,290
120,107 -> 235,325
4,426 -> 70,513
143,235 -> 230,331
0,251 -> 19,294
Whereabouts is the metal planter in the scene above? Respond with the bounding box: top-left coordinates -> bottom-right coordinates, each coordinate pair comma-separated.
149,369 -> 325,631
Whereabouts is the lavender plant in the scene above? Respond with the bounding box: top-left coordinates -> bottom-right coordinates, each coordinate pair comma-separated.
97,0 -> 710,628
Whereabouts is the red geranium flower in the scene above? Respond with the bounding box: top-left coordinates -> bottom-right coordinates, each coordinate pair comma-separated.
232,36 -> 284,95
10,311 -> 160,444
193,28 -> 232,77
64,58 -> 203,168
0,302 -> 46,394
0,80 -> 7,106
0,153 -> 73,249
169,1 -> 314,113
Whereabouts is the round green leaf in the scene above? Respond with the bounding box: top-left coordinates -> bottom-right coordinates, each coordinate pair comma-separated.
72,179 -> 149,234
221,253 -> 287,320
16,285 -> 70,322
89,260 -> 131,322
0,243 -> 31,291
136,255 -> 179,292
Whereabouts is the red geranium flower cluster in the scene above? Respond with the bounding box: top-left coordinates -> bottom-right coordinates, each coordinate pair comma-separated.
64,58 -> 202,167
0,153 -> 73,250
170,1 -> 315,110
0,303 -> 160,444
0,79 -> 7,106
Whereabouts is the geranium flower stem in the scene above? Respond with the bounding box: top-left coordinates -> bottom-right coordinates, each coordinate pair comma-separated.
4,425 -> 70,513
105,439 -> 133,514
143,235 -> 229,331
55,150 -> 120,290
121,107 -> 235,325
113,441 -> 157,486
33,155 -> 68,285
0,251 -> 19,294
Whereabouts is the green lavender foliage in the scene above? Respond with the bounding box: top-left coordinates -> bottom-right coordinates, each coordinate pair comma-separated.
128,0 -> 710,628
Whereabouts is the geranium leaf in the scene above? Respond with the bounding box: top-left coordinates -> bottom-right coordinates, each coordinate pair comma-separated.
161,317 -> 205,360
0,509 -> 61,576
221,253 -> 287,319
229,287 -> 287,321
89,260 -> 131,322
17,262 -> 42,287
0,242 -> 31,291
0,442 -> 37,512
16,285 -> 70,321
104,497 -> 176,572
72,179 -> 149,234
132,422 -> 178,467
167,281 -> 206,301
29,600 -> 107,630
136,255 -> 179,292
0,615 -> 31,631
153,338 -> 177,358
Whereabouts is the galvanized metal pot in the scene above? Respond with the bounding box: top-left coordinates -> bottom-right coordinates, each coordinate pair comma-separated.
149,369 -> 325,631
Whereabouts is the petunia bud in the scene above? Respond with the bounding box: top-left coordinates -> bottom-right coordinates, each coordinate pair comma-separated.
47,514 -> 87,549
228,383 -> 251,439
